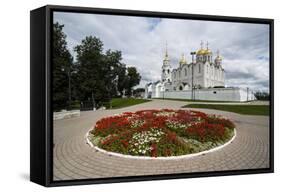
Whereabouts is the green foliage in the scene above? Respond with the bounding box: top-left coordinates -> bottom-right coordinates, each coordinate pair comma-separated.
73,36 -> 142,105
74,36 -> 109,102
52,22 -> 73,111
125,67 -> 141,96
133,88 -> 145,97
183,104 -> 269,116
254,91 -> 270,100
52,22 -> 142,110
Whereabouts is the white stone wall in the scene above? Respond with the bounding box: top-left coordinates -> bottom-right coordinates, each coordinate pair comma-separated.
54,110 -> 80,120
149,88 -> 256,102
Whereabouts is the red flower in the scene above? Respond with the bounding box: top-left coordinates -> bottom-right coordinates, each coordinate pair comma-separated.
121,140 -> 129,148
167,132 -> 177,143
151,143 -> 158,157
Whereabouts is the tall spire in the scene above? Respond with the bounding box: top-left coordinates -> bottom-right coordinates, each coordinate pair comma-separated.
206,41 -> 209,50
165,41 -> 168,57
164,41 -> 169,61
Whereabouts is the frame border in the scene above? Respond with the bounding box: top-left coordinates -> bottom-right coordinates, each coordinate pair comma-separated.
33,4 -> 274,187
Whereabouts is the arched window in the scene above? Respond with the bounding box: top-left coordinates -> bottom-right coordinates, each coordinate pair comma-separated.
167,69 -> 170,74
184,68 -> 187,76
162,69 -> 165,73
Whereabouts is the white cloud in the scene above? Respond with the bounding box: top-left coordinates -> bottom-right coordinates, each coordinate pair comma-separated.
54,12 -> 270,92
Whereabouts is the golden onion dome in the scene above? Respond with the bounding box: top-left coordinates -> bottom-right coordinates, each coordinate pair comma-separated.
179,54 -> 187,65
205,49 -> 212,55
197,49 -> 206,55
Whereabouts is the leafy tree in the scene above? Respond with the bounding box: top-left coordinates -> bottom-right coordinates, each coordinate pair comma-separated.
115,63 -> 127,96
133,88 -> 145,97
104,49 -> 123,99
74,36 -> 105,103
53,27 -> 142,110
52,22 -> 73,111
126,67 -> 141,96
254,91 -> 270,100
74,36 -> 127,106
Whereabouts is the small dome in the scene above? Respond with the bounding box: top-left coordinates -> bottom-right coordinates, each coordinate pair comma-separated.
215,55 -> 222,60
215,50 -> 222,62
179,54 -> 187,65
215,56 -> 222,65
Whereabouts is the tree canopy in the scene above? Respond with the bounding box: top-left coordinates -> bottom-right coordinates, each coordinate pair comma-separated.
52,23 -> 142,110
52,22 -> 73,110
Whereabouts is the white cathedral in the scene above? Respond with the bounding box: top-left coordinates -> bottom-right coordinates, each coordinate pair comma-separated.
145,41 -> 256,102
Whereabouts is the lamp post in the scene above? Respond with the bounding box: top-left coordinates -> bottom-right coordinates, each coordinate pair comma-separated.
92,91 -> 96,111
247,87 -> 249,102
62,66 -> 76,110
190,51 -> 196,100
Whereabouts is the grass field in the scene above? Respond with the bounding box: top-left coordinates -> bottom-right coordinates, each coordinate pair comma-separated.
154,98 -> 248,103
183,104 -> 269,116
109,98 -> 151,109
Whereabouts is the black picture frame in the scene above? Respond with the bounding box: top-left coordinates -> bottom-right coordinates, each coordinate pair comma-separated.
30,5 -> 274,187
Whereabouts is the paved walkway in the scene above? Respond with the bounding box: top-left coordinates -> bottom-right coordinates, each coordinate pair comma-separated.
53,100 -> 269,180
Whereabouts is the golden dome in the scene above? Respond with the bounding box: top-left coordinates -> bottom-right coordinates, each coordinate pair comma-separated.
179,54 -> 187,65
197,49 -> 212,55
205,49 -> 212,54
197,49 -> 206,55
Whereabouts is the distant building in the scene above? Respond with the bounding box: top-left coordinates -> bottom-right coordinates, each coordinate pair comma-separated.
145,41 -> 256,102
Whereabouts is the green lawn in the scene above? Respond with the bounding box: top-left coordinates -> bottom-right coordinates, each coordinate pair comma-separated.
183,104 -> 269,116
154,98 -> 248,103
109,98 -> 151,109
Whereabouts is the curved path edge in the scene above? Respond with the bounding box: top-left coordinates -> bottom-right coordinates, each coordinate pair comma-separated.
85,128 -> 237,160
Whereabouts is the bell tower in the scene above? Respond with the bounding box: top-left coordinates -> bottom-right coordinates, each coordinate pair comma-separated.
161,42 -> 172,83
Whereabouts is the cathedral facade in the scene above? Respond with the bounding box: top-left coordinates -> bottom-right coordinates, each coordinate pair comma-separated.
145,41 -> 255,101
162,41 -> 225,92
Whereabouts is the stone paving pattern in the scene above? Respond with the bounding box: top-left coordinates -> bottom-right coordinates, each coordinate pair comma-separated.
53,100 -> 269,180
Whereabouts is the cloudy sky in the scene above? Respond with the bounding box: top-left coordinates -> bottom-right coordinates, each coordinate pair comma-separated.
54,12 -> 270,92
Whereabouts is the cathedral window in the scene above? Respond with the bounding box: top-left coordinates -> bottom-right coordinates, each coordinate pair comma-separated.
167,69 -> 170,74
163,69 -> 165,73
184,68 -> 187,76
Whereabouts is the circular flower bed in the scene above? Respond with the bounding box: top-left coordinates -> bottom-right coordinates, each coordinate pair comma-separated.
88,109 -> 235,157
